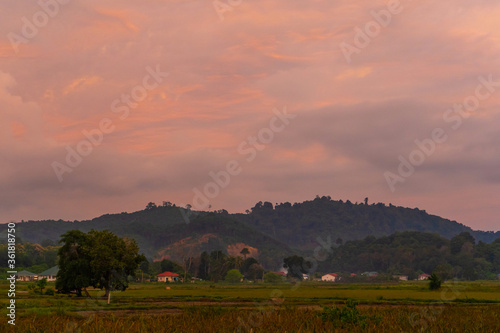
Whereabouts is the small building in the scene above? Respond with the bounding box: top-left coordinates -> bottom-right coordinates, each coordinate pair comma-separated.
362,271 -> 378,278
393,275 -> 408,281
157,271 -> 179,282
418,273 -> 431,281
321,273 -> 338,282
302,274 -> 310,280
273,271 -> 286,276
16,270 -> 37,281
39,266 -> 59,281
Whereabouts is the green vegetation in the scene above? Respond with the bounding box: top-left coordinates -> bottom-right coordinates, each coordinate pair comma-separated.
319,231 -> 500,281
0,241 -> 58,276
2,197 -> 499,274
263,272 -> 285,284
283,255 -> 311,279
429,273 -> 442,290
320,299 -> 382,329
28,278 -> 47,295
224,269 -> 243,283
57,230 -> 145,298
0,205 -> 291,268
1,280 -> 499,332
239,196 -> 500,249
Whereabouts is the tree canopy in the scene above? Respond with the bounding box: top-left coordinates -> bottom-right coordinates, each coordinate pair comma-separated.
56,229 -> 145,298
224,269 -> 243,283
283,255 -> 311,279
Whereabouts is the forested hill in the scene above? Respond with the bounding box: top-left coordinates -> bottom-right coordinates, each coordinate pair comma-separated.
1,197 -> 498,268
0,206 -> 292,268
234,196 -> 499,251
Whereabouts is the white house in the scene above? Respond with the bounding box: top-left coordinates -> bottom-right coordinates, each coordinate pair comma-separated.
16,270 -> 37,282
321,273 -> 338,282
393,275 -> 408,281
39,266 -> 59,282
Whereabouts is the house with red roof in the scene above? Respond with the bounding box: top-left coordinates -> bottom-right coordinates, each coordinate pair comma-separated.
321,273 -> 338,282
157,271 -> 179,282
418,273 -> 431,281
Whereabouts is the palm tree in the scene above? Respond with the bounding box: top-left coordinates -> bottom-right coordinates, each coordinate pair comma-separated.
240,248 -> 250,260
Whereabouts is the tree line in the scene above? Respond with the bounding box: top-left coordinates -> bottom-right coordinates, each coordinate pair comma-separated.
138,248 -> 268,283
316,231 -> 500,280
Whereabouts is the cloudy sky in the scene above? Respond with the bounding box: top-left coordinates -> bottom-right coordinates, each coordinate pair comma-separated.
1,0 -> 499,231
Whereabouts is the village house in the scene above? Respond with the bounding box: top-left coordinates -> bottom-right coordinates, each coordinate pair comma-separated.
157,271 -> 179,282
362,271 -> 378,278
418,273 -> 431,281
39,266 -> 59,282
392,275 -> 408,281
16,270 -> 37,281
321,273 -> 338,282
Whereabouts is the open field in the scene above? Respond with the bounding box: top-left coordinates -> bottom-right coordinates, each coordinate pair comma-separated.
2,281 -> 500,332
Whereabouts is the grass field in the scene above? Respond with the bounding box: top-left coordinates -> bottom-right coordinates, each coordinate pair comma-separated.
1,280 -> 500,332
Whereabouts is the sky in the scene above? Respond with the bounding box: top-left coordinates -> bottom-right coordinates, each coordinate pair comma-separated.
1,0 -> 499,231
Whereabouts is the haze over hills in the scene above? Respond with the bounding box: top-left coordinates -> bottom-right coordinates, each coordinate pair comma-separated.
1,196 -> 498,270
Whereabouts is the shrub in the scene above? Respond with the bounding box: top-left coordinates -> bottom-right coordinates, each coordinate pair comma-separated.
224,269 -> 243,283
45,288 -> 55,296
429,273 -> 442,290
264,272 -> 285,284
320,299 -> 382,329
28,278 -> 48,295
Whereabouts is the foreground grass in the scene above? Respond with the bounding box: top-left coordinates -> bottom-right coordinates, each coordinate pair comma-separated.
1,280 -> 499,332
3,304 -> 500,332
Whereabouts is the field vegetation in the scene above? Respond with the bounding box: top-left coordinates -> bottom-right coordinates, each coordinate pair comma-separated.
2,280 -> 499,332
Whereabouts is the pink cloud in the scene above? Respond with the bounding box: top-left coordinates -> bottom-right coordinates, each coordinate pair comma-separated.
0,0 -> 499,231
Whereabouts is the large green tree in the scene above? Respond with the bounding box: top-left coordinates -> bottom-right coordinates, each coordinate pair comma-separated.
283,255 -> 311,279
56,230 -> 92,296
85,230 -> 145,297
57,230 -> 145,299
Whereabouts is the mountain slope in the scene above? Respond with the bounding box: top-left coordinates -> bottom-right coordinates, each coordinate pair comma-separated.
235,196 -> 499,251
1,197 -> 498,269
1,206 -> 292,268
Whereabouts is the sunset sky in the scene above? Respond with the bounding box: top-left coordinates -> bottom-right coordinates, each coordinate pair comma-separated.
1,0 -> 499,231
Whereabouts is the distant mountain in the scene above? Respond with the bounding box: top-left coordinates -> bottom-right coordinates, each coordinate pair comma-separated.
1,196 -> 498,270
0,206 -> 292,268
234,196 -> 500,251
